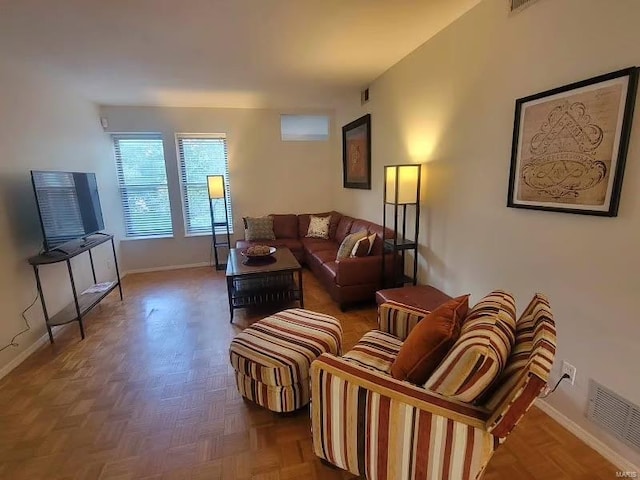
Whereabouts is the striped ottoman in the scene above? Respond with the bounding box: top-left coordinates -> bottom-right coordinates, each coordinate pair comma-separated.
229,309 -> 342,412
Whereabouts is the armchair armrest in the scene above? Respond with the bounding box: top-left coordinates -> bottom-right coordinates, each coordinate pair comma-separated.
310,354 -> 495,479
378,301 -> 430,340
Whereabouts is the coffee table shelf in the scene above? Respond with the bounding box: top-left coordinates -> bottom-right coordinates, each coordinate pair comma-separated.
225,248 -> 303,322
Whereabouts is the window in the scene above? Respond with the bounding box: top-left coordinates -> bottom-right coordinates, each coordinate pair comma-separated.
176,134 -> 233,235
280,115 -> 330,141
112,134 -> 173,238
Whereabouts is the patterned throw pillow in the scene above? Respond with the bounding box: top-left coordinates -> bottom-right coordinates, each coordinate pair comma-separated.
244,216 -> 276,241
306,215 -> 331,239
424,290 -> 517,402
336,230 -> 368,260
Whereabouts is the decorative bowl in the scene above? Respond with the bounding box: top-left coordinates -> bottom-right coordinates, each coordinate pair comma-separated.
242,246 -> 276,258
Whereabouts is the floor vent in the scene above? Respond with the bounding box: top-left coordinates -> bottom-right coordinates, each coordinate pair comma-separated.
588,380 -> 640,452
509,0 -> 540,13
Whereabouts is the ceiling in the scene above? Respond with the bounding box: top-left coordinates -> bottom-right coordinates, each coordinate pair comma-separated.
0,0 -> 480,108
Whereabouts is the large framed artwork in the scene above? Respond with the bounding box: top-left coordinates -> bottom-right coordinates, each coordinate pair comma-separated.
507,67 -> 638,216
342,114 -> 371,189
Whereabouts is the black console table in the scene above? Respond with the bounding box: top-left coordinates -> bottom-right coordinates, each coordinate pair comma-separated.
28,233 -> 123,343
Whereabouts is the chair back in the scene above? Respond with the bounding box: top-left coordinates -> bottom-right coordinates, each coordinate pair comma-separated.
482,294 -> 556,437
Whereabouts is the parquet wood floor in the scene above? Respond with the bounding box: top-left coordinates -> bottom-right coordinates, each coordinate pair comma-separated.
0,267 -> 617,479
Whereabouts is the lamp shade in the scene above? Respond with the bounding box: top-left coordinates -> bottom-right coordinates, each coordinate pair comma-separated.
385,164 -> 421,204
207,175 -> 225,199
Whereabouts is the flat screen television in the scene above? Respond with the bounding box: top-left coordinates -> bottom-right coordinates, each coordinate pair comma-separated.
31,170 -> 105,251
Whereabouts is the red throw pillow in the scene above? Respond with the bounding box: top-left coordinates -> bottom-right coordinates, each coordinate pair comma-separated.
390,295 -> 469,384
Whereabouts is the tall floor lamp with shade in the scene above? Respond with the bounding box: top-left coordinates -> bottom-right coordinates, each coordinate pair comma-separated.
207,175 -> 231,270
382,164 -> 422,287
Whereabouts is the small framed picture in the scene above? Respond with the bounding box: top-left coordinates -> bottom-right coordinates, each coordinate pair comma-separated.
342,114 -> 371,189
507,67 -> 638,216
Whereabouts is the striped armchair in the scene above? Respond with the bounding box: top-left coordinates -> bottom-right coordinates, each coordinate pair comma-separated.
310,294 -> 556,480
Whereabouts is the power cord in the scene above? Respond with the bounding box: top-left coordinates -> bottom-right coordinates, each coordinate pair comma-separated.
0,293 -> 39,353
539,373 -> 571,398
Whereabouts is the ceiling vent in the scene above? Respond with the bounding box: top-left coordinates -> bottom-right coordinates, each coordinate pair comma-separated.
587,380 -> 640,452
509,0 -> 540,14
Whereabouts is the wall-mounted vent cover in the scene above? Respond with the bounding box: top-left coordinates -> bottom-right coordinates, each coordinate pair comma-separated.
361,88 -> 370,105
509,0 -> 540,13
587,380 -> 640,452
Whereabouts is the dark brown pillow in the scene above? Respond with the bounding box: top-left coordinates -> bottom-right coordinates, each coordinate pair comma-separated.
390,295 -> 469,384
352,238 -> 370,257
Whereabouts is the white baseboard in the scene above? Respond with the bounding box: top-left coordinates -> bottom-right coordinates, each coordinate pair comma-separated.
0,331 -> 51,380
123,262 -> 212,277
536,399 -> 639,473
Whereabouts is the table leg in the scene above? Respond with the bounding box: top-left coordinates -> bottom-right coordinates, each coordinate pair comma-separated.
226,275 -> 234,323
298,268 -> 304,309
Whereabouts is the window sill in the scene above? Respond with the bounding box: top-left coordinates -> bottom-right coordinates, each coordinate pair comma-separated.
185,231 -> 235,238
122,235 -> 175,242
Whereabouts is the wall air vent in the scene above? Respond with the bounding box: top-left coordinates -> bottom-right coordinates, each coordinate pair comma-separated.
509,0 -> 540,14
587,380 -> 640,452
361,88 -> 370,105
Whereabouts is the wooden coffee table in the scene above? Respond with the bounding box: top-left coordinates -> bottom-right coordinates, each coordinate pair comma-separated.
225,247 -> 304,322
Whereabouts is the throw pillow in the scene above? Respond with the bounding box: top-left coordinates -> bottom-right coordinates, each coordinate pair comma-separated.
366,233 -> 376,254
482,293 -> 555,412
306,215 -> 331,239
244,216 -> 276,241
424,290 -> 517,403
351,236 -> 370,257
390,295 -> 469,384
336,230 -> 368,260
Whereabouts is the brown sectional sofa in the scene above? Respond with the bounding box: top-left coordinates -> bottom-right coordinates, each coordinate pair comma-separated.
236,211 -> 397,309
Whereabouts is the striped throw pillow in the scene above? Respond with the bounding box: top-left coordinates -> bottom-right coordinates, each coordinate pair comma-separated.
424,290 -> 516,402
482,293 -> 556,411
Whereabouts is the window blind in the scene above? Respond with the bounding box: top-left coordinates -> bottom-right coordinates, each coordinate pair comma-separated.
112,134 -> 173,238
176,134 -> 233,235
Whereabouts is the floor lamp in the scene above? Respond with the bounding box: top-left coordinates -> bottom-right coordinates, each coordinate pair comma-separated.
382,164 -> 421,287
207,175 -> 231,271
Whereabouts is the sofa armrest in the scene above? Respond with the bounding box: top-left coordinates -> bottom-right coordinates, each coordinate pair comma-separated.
334,255 -> 382,286
310,354 -> 494,478
378,301 -> 430,340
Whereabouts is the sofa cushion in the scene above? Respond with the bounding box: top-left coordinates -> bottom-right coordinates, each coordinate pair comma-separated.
298,212 -> 342,239
270,214 -> 298,239
301,238 -> 337,254
336,230 -> 368,260
237,238 -> 302,252
390,295 -> 469,384
335,216 -> 355,244
424,290 -> 516,402
350,219 -> 372,235
343,330 -> 403,374
244,216 -> 276,241
310,249 -> 339,266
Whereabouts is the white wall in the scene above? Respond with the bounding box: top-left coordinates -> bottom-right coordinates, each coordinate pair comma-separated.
0,60 -> 122,374
334,0 -> 640,467
100,106 -> 335,272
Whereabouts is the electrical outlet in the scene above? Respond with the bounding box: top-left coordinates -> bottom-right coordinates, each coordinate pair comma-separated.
562,361 -> 577,385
